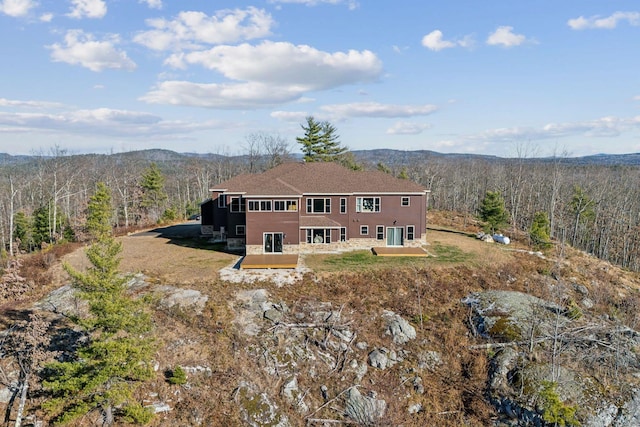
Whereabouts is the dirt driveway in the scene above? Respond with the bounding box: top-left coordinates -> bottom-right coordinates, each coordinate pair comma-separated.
60,221 -> 238,286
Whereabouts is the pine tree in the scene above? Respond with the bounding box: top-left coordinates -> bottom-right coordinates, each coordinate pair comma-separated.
140,163 -> 168,223
479,191 -> 509,234
296,116 -> 348,162
86,182 -> 113,240
530,211 -> 551,249
43,185 -> 155,426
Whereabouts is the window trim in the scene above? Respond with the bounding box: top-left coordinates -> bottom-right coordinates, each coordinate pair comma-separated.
401,196 -> 410,207
236,225 -> 246,236
306,228 -> 332,244
340,198 -> 347,214
340,227 -> 346,242
274,199 -> 298,212
306,197 -> 331,214
217,195 -> 226,208
407,225 -> 415,241
248,199 -> 272,211
356,197 -> 380,213
376,225 -> 384,240
230,197 -> 244,213
360,225 -> 369,236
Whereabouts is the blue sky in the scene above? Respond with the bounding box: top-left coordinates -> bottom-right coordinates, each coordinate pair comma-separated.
1,0 -> 639,157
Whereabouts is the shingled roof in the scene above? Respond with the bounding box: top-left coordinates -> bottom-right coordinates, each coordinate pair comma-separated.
211,162 -> 427,196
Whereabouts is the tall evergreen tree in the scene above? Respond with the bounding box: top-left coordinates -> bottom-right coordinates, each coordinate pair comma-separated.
43,186 -> 155,426
139,163 -> 167,223
530,211 -> 552,249
296,116 -> 348,162
86,182 -> 113,240
479,190 -> 509,234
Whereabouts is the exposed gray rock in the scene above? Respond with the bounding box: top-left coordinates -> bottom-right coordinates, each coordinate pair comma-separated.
382,310 -> 416,344
408,403 -> 423,414
233,289 -> 270,336
368,348 -> 397,370
344,387 -> 386,426
282,376 -> 309,414
156,286 -> 208,315
235,381 -> 290,427
147,402 -> 172,413
417,350 -> 442,371
614,389 -> 640,426
264,308 -> 283,324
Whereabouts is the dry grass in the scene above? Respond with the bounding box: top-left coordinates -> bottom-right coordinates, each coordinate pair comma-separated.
6,212 -> 640,426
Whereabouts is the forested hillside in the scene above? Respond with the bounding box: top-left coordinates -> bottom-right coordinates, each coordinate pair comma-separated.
1,148 -> 639,271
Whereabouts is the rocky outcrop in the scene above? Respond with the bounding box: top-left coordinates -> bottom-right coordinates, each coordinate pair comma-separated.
464,289 -> 640,427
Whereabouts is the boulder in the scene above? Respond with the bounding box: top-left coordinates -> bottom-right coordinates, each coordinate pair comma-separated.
344,387 -> 386,425
382,310 -> 416,344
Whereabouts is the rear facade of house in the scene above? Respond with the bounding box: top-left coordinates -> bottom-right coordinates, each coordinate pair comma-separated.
200,162 -> 429,255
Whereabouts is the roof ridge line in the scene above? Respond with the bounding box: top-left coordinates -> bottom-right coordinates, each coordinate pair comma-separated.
275,177 -> 302,194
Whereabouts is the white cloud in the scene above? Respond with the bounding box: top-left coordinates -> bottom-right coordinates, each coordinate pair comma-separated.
386,121 -> 431,135
165,41 -> 381,90
48,30 -> 136,72
0,0 -> 37,17
141,81 -> 307,109
134,7 -> 274,51
421,30 -> 455,51
268,0 -> 359,10
67,0 -> 106,19
40,12 -> 53,22
147,41 -> 382,109
568,11 -> 640,30
486,26 -> 527,47
470,116 -> 640,143
634,95 -> 640,101
320,102 -> 438,118
0,106 -> 228,138
0,98 -> 65,109
421,30 -> 475,51
139,0 -> 162,9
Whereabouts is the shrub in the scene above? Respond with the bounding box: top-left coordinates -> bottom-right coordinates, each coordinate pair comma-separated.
166,365 -> 188,385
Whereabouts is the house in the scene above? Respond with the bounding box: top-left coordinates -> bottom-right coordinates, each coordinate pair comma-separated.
200,161 -> 429,255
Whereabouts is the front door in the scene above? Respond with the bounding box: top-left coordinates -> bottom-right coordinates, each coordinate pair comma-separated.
264,232 -> 283,253
386,227 -> 403,246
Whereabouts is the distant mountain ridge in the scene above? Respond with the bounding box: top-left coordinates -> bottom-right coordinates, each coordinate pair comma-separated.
1,149 -> 640,166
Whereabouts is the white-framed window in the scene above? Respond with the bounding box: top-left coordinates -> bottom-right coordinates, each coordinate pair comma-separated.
236,225 -> 246,236
217,195 -> 226,208
274,200 -> 298,211
306,229 -> 331,244
230,197 -> 244,212
307,198 -> 331,214
356,197 -> 380,213
248,200 -> 272,211
407,225 -> 415,240
376,225 -> 384,240
340,227 -> 346,242
401,196 -> 410,207
340,198 -> 347,214
360,225 -> 369,235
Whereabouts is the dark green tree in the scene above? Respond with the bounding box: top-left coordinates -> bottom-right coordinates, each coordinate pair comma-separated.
296,116 -> 348,162
13,211 -> 33,251
43,186 -> 155,426
479,191 -> 509,234
530,211 -> 552,249
139,163 -> 168,223
86,182 -> 113,240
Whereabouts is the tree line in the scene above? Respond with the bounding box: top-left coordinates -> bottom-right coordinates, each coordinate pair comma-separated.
2,128 -> 640,272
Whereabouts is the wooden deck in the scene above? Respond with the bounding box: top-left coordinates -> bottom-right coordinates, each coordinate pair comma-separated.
372,247 -> 429,257
241,254 -> 299,269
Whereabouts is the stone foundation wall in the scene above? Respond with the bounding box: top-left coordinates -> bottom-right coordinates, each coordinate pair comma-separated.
244,235 -> 426,255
